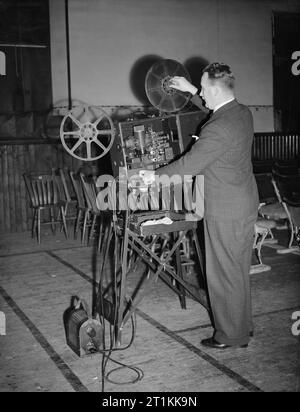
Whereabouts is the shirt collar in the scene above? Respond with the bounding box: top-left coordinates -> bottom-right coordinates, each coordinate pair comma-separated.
213,97 -> 235,113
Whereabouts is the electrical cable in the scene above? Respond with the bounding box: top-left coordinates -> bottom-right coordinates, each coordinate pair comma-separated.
95,178 -> 144,391
98,314 -> 143,389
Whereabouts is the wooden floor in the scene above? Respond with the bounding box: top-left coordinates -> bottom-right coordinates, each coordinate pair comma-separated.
0,224 -> 299,393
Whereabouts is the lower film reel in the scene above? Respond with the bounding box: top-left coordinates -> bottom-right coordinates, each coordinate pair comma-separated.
59,105 -> 115,162
145,59 -> 192,113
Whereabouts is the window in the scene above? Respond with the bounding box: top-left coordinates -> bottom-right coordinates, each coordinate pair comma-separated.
273,12 -> 300,132
0,0 -> 52,137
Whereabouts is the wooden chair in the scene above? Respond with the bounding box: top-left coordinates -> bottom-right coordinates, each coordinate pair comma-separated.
23,173 -> 68,243
255,172 -> 288,239
52,168 -> 77,228
272,172 -> 300,253
80,173 -> 105,248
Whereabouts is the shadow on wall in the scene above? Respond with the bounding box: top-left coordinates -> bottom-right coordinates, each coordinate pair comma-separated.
129,54 -> 210,106
129,54 -> 163,105
183,56 -> 210,89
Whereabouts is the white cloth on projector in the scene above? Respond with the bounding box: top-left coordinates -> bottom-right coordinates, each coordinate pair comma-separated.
141,217 -> 173,226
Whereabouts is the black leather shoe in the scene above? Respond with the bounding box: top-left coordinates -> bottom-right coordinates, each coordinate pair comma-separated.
201,337 -> 248,349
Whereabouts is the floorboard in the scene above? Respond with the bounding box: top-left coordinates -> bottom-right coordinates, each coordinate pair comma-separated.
0,228 -> 299,392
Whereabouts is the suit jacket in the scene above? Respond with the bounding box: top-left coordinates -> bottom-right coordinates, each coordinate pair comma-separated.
157,98 -> 259,220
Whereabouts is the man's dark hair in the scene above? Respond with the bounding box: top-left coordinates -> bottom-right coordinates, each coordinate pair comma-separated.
202,62 -> 235,90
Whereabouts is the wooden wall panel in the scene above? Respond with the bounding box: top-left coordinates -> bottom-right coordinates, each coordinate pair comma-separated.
1,146 -> 10,232
7,145 -> 16,233
0,134 -> 299,234
0,141 -> 83,234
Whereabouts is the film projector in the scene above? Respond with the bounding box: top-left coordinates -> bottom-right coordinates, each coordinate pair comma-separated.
59,59 -> 207,166
60,59 -> 208,349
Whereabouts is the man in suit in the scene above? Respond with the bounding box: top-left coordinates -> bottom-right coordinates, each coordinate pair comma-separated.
140,62 -> 259,349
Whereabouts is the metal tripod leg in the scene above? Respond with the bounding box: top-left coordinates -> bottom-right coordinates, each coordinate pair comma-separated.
121,228 -> 208,326
115,211 -> 130,344
192,228 -> 204,277
174,231 -> 186,309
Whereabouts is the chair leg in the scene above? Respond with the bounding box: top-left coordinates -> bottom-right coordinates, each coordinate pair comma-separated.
88,214 -> 97,245
97,218 -> 104,252
74,209 -> 82,240
250,228 -> 272,274
37,208 -> 41,244
263,228 -> 278,244
60,205 -> 68,239
282,203 -> 295,249
60,205 -> 68,233
255,244 -> 262,265
50,207 -> 56,234
256,230 -> 268,265
277,219 -> 299,254
82,211 -> 89,244
288,222 -> 295,249
31,209 -> 37,238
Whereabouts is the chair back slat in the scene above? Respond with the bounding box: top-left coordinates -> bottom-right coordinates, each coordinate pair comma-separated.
60,168 -> 72,202
36,179 -> 43,205
35,177 -> 45,205
254,173 -> 278,204
80,173 -> 98,212
52,178 -> 58,204
23,174 -> 37,207
52,168 -> 67,203
24,173 -> 58,207
70,171 -> 86,209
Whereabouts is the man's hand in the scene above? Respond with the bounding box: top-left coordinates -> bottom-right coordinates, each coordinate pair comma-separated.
169,76 -> 198,95
139,170 -> 155,185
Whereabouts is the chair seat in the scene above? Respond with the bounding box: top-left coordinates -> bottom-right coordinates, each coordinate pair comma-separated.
259,202 -> 287,220
33,203 -> 57,209
256,218 -> 276,230
254,224 -> 268,235
250,264 -> 271,275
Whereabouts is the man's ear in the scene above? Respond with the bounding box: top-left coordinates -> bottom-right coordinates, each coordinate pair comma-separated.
212,85 -> 220,97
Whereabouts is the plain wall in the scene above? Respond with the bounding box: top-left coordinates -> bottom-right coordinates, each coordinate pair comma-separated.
49,0 -> 300,132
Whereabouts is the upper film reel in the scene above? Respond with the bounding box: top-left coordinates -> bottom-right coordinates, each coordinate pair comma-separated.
145,59 -> 192,113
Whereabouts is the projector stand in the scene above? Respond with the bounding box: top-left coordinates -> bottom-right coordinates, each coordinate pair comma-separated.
96,210 -> 208,345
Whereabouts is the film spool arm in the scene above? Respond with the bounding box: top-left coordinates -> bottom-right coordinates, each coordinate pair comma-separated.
169,76 -> 198,95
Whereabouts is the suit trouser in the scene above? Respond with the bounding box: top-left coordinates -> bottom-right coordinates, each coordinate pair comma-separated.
204,214 -> 256,346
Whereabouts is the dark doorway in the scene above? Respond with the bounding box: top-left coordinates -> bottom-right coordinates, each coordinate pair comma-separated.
0,0 -> 52,115
273,12 -> 300,132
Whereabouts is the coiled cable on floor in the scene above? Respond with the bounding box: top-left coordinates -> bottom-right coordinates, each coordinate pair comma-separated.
96,190 -> 144,391
99,313 -> 144,389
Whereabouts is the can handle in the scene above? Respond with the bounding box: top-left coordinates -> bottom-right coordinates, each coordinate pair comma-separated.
73,296 -> 91,318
